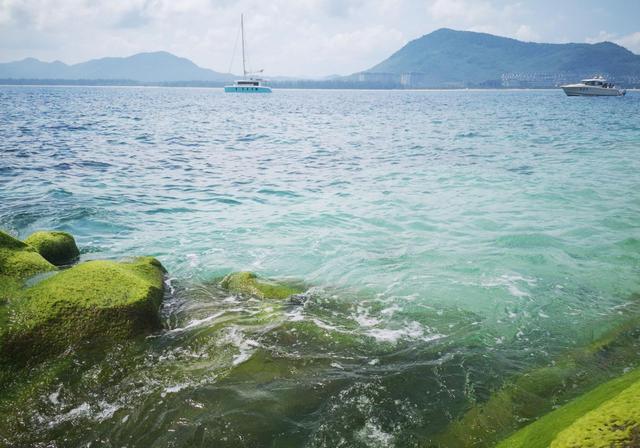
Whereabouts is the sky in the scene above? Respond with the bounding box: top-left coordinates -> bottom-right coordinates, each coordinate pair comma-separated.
1,0 -> 639,77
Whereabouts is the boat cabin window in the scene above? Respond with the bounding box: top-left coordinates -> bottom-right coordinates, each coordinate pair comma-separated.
237,81 -> 259,86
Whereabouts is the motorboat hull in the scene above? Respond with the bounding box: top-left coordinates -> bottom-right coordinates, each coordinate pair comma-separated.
562,86 -> 625,97
224,85 -> 272,93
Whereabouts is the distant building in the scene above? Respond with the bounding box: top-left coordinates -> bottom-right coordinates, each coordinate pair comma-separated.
356,72 -> 398,85
400,72 -> 431,88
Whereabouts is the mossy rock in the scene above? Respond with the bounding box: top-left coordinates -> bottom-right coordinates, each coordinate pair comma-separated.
436,315 -> 640,447
23,231 -> 80,266
220,272 -> 304,300
0,230 -> 55,283
498,367 -> 640,448
551,375 -> 640,447
0,257 -> 165,365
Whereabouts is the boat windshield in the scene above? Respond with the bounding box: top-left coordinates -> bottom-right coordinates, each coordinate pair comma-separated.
582,78 -> 610,86
237,80 -> 260,86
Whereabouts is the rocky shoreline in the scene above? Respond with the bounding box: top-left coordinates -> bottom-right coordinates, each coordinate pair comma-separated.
1,229 -> 638,447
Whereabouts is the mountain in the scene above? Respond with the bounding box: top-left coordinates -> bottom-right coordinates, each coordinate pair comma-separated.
363,28 -> 640,87
0,51 -> 233,83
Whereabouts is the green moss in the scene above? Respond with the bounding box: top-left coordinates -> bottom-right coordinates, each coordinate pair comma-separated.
550,376 -> 640,447
437,315 -> 640,447
497,368 -> 640,448
24,230 -> 80,266
0,230 -> 55,283
0,257 -> 165,365
220,272 -> 304,300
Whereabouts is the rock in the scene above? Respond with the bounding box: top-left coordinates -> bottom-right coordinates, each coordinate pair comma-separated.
438,313 -> 640,447
220,272 -> 304,300
24,231 -> 80,266
0,256 -> 166,365
550,374 -> 640,447
497,367 -> 640,448
289,292 -> 312,305
0,230 -> 55,282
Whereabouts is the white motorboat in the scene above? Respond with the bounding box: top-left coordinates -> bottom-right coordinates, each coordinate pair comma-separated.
561,76 -> 625,97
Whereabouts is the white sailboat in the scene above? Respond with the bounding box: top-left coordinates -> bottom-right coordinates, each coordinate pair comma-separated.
224,14 -> 272,93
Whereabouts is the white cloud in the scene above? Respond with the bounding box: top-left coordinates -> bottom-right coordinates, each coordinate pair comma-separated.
616,32 -> 640,54
585,30 -> 640,54
514,24 -> 539,42
585,30 -> 617,43
426,0 -> 539,42
0,1 -> 638,76
0,0 -> 410,76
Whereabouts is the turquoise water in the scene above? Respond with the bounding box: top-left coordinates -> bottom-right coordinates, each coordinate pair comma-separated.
1,86 -> 640,446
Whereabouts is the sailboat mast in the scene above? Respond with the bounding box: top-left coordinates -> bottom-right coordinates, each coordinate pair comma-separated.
241,14 -> 246,78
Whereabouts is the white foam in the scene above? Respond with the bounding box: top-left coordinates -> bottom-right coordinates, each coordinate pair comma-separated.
313,318 -> 340,331
186,253 -> 199,267
161,383 -> 189,397
222,327 -> 261,366
380,304 -> 401,316
352,306 -> 381,327
48,388 -> 61,405
366,321 -> 443,344
51,402 -> 90,426
166,311 -> 226,333
164,277 -> 176,295
355,420 -> 394,447
167,308 -> 244,334
47,400 -> 120,428
481,273 -> 537,298
286,307 -> 305,322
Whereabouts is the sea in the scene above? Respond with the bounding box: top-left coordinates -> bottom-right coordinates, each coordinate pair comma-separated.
1,86 -> 639,447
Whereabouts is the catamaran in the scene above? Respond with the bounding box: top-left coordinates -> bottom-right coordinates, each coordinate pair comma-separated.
224,14 -> 272,93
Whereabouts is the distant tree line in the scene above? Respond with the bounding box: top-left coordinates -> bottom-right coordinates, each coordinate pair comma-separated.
1,77 -> 638,89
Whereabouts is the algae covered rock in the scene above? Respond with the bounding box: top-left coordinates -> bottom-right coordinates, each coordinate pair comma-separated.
550,375 -> 640,447
497,367 -> 640,448
220,271 -> 304,300
1,256 -> 166,364
0,230 -> 55,282
436,313 -> 640,447
24,230 -> 80,266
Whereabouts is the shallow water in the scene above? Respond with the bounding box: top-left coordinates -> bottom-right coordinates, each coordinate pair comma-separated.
1,86 -> 640,447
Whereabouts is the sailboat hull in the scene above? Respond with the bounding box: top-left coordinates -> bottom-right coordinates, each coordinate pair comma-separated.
224,86 -> 272,93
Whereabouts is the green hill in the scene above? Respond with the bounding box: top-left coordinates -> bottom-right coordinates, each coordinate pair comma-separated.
365,28 -> 640,87
0,51 -> 233,83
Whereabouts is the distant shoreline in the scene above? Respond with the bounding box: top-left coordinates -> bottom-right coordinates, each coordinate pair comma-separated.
0,81 -> 575,91
1,79 -> 638,92
0,82 -> 640,92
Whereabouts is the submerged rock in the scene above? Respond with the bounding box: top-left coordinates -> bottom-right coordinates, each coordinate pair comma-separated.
437,314 -> 640,447
24,230 -> 80,266
498,367 -> 640,448
1,256 -> 166,365
0,230 -> 55,283
220,271 -> 304,300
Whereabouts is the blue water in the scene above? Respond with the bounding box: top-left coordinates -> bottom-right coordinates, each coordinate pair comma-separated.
1,86 -> 640,447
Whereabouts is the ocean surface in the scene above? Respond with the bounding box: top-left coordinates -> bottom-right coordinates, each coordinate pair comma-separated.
1,86 -> 639,447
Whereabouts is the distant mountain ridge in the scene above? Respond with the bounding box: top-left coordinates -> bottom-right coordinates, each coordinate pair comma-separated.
362,28 -> 640,88
0,51 -> 233,83
3,30 -> 640,88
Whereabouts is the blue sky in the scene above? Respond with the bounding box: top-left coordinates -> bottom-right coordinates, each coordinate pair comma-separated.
1,0 -> 639,77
